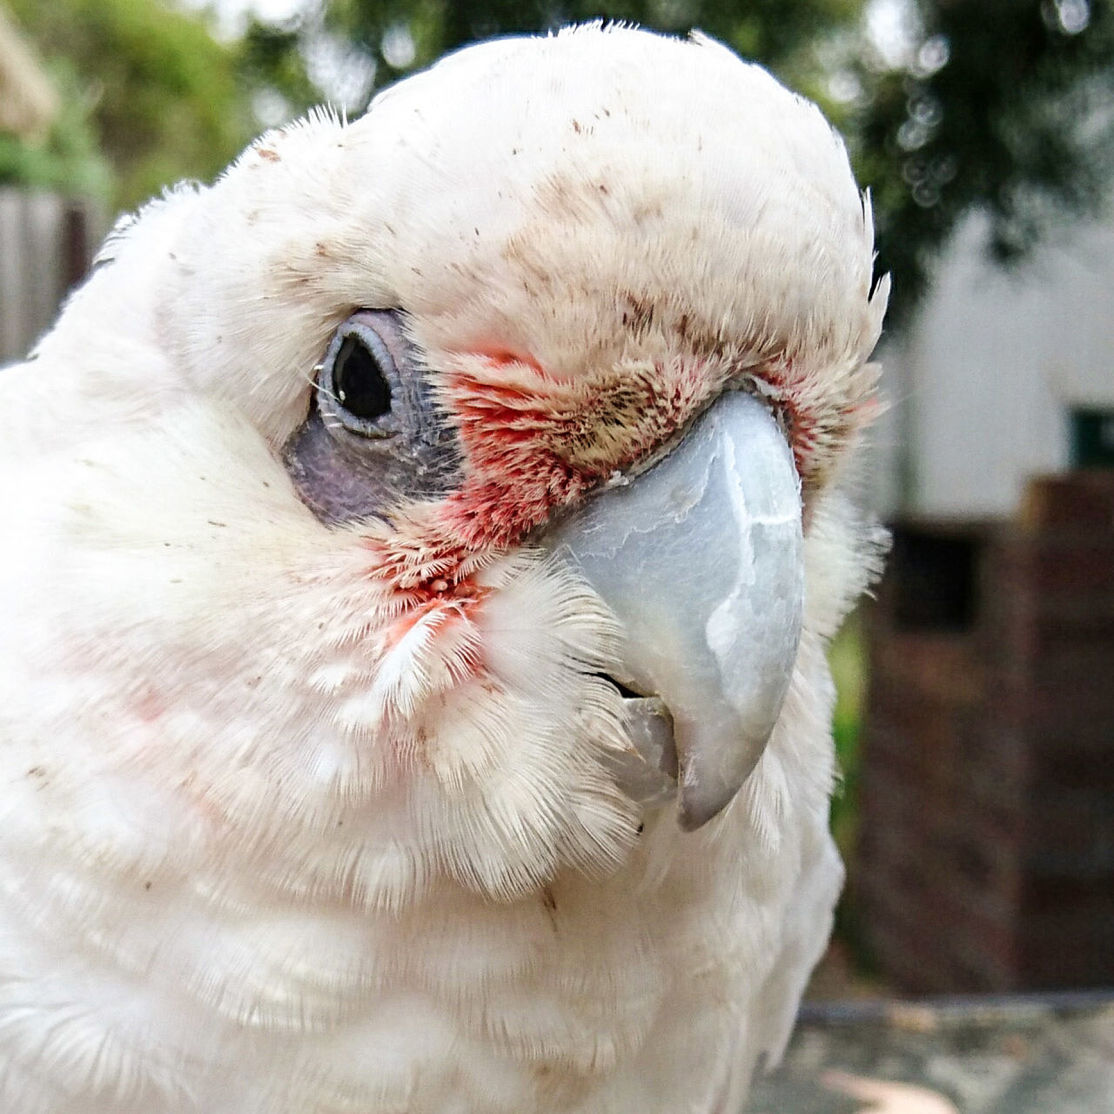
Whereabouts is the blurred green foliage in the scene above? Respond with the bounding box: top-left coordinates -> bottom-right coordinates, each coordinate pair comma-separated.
827,609 -> 877,969
314,0 -> 860,111
828,609 -> 867,858
858,0 -> 1114,323
4,0 -> 253,208
0,54 -> 113,199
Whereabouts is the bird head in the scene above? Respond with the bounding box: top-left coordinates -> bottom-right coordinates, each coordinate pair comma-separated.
27,26 -> 886,898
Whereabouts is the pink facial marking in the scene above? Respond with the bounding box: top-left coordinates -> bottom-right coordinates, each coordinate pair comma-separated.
382,591 -> 486,656
471,347 -> 548,377
437,363 -> 604,547
363,532 -> 487,600
363,350 -> 718,587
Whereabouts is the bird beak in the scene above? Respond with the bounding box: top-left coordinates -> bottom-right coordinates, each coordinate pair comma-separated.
542,391 -> 804,830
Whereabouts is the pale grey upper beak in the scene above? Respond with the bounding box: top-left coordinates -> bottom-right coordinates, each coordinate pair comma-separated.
542,391 -> 804,830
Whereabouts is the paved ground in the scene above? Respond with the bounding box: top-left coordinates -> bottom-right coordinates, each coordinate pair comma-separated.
744,993 -> 1114,1113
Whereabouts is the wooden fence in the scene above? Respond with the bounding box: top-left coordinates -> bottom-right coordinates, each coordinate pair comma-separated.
0,188 -> 103,364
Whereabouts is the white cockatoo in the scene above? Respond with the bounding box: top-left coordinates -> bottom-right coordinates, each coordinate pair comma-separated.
0,24 -> 887,1114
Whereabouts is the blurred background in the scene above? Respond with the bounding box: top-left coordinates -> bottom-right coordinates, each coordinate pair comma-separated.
2,1 -> 1112,1109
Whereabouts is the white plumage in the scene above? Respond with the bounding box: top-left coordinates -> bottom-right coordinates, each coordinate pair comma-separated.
0,25 -> 886,1113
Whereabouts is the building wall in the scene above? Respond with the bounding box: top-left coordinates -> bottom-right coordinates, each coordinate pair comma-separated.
871,211 -> 1114,519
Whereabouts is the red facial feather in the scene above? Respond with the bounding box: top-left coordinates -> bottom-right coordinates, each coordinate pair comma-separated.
362,344 -> 869,604
437,353 -> 715,544
381,593 -> 486,656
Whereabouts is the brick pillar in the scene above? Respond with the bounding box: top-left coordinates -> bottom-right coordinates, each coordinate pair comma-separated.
858,472 -> 1114,992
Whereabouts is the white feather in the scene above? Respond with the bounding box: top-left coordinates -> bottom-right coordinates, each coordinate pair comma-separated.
0,25 -> 884,1113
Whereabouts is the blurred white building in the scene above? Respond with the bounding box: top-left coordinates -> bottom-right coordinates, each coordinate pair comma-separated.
871,209 -> 1114,518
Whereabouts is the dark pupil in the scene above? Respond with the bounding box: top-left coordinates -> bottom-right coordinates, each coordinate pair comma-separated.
333,335 -> 392,420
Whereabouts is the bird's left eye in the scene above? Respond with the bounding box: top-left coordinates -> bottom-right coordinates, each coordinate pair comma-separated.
317,313 -> 401,437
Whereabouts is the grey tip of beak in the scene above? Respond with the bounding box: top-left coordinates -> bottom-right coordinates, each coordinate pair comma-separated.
678,795 -> 722,832
677,733 -> 770,832
677,786 -> 743,833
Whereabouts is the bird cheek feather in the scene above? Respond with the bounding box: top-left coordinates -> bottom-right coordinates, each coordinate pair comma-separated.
366,598 -> 488,726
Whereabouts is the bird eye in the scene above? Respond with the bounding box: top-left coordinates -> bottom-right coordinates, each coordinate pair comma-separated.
287,308 -> 462,524
332,334 -> 392,421
317,313 -> 401,437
